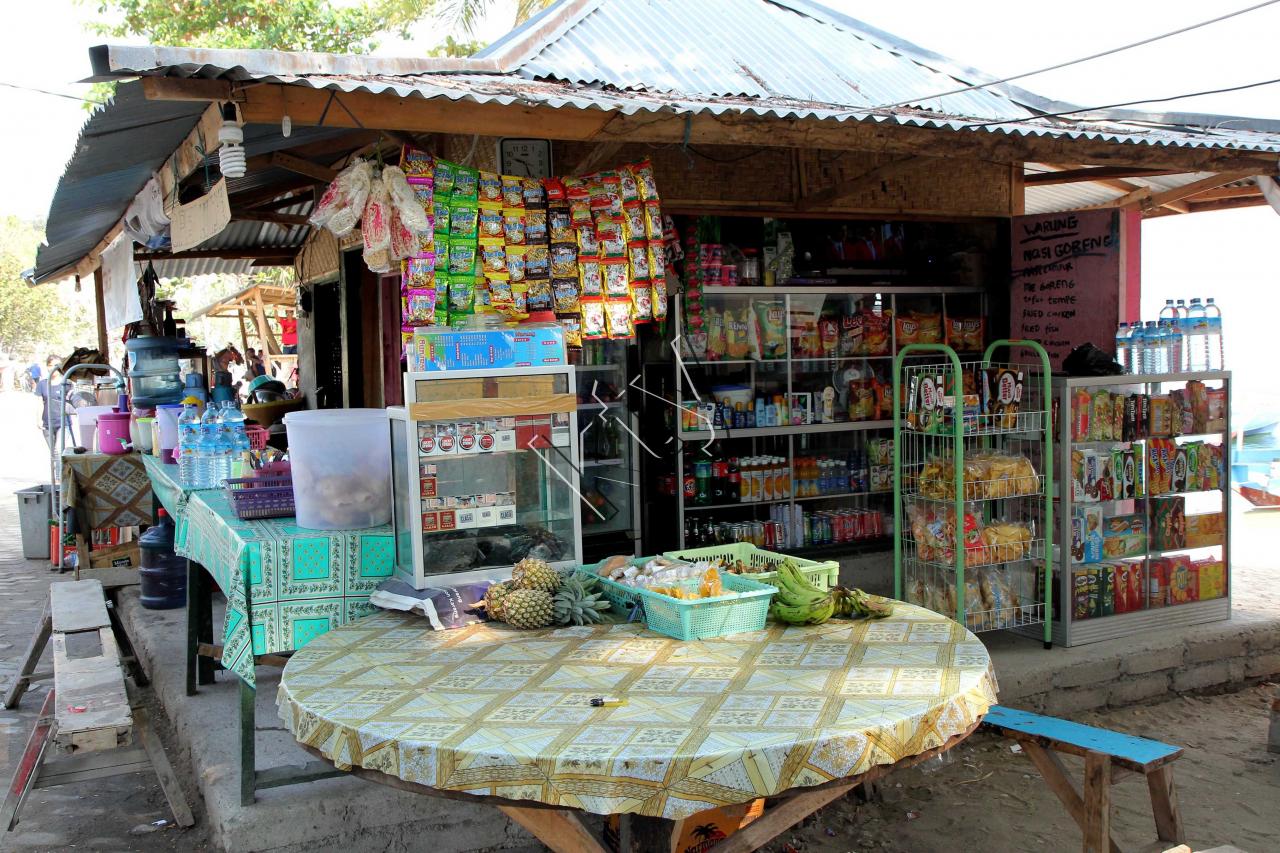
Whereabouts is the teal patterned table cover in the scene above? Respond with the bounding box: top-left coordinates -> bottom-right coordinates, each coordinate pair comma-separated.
141,453 -> 209,519
149,468 -> 394,688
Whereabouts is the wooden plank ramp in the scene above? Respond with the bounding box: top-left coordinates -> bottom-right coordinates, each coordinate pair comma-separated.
50,581 -> 132,753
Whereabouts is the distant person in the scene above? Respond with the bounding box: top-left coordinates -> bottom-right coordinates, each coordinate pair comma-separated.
23,359 -> 40,393
279,317 -> 297,354
245,348 -> 266,379
36,359 -> 73,449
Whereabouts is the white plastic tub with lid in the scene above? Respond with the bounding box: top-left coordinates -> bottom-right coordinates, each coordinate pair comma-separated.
284,408 -> 392,530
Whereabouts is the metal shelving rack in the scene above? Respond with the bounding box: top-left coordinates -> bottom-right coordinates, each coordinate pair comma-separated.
893,340 -> 1054,646
1049,370 -> 1231,647
663,285 -> 986,552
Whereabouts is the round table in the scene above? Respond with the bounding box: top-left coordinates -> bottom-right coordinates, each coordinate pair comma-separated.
278,604 -> 997,847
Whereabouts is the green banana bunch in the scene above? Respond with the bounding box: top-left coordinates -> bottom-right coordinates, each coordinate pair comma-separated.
769,561 -> 835,625
831,586 -> 894,619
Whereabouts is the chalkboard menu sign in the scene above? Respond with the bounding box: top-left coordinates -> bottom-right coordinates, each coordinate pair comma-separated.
1011,209 -> 1121,370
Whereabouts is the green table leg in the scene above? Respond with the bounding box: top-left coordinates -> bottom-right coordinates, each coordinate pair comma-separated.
185,560 -> 215,696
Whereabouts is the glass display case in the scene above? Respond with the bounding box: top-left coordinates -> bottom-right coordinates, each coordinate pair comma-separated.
645,285 -> 985,555
1047,371 -> 1231,646
575,340 -> 641,562
389,365 -> 582,589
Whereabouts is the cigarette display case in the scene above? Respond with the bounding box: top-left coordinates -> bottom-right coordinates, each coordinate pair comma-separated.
389,365 -> 583,588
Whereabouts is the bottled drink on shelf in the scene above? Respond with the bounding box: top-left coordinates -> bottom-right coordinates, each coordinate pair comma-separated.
1204,297 -> 1224,370
694,459 -> 711,505
1139,321 -> 1159,374
1129,321 -> 1146,375
221,401 -> 251,479
1115,323 -> 1130,373
1175,299 -> 1189,370
1154,320 -> 1174,374
1157,300 -> 1182,374
197,404 -> 224,488
1184,298 -> 1207,372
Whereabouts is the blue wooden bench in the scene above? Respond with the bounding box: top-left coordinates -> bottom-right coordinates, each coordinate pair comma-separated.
982,705 -> 1184,853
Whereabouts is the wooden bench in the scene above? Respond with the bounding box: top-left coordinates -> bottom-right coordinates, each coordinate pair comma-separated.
982,705 -> 1184,853
0,580 -> 193,833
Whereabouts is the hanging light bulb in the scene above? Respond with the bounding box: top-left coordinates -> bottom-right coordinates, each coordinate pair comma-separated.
217,103 -> 246,180
281,114 -> 292,138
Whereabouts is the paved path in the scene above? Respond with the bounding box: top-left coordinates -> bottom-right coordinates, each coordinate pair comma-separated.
0,390 -> 208,850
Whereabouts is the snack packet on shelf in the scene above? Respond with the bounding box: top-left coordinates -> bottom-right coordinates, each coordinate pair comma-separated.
501,175 -> 524,208
581,300 -> 607,339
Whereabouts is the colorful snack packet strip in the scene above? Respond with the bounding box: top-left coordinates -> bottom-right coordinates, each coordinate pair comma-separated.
628,241 -> 651,280
648,240 -> 665,279
602,257 -> 630,297
448,242 -> 477,275
596,217 -> 626,258
448,274 -> 476,314
631,279 -> 653,323
605,297 -> 635,339
580,261 -> 603,297
522,178 -> 546,209
651,273 -> 668,321
433,159 -> 456,196
526,244 -> 551,278
558,316 -> 582,347
449,201 -> 479,239
548,208 -> 574,243
525,210 -> 548,244
550,243 -> 578,278
575,223 -> 599,255
402,255 -> 436,290
623,201 -> 646,240
502,208 -> 526,244
402,288 -> 437,324
643,200 -> 663,240
478,171 -> 502,203
401,146 -> 434,178
501,175 -> 524,208
487,273 -> 513,312
506,244 -> 528,282
631,159 -> 659,201
582,299 -> 607,339
544,178 -> 566,203
527,277 -> 553,312
433,199 -> 451,235
619,168 -> 640,203
552,278 -> 580,313
480,237 -> 507,274
453,166 -> 480,201
478,203 -> 504,238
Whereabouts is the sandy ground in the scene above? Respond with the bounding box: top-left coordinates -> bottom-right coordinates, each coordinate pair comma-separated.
761,684 -> 1280,853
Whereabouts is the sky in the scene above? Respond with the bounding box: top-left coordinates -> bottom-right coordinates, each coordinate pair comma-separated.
2,0 -> 1277,404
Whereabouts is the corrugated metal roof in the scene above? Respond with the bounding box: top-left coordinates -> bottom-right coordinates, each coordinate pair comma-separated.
145,199 -> 312,279
1021,165 -> 1258,214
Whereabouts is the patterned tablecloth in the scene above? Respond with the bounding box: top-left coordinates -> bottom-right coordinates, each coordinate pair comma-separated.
140,454 -> 205,520
277,606 -> 998,819
166,483 -> 395,687
61,451 -> 154,530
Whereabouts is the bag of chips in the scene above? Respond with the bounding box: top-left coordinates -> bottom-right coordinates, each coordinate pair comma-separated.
501,175 -> 524,208
432,159 -> 456,197
605,297 -> 635,339
751,300 -> 787,360
582,299 -> 607,339
478,170 -> 502,203
580,260 -> 603,298
400,146 -> 433,179
553,278 -> 580,313
452,166 -> 479,202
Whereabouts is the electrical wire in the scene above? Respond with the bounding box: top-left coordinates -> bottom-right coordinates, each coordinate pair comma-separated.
871,0 -> 1280,110
0,80 -> 105,105
965,75 -> 1280,129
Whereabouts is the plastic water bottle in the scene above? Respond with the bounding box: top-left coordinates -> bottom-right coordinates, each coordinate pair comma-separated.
1140,321 -> 1159,374
1131,318 -> 1152,371
177,402 -> 202,487
1185,299 -> 1207,372
1115,323 -> 1131,372
1158,300 -> 1181,374
1174,299 -> 1189,371
198,405 -> 225,488
221,401 -> 251,479
1156,320 -> 1177,374
1204,298 -> 1224,370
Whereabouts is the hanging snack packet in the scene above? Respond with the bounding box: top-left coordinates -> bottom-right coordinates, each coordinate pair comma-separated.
502,208 -> 526,244
388,207 -> 417,261
651,273 -> 668,321
648,241 -> 666,280
478,171 -> 502,203
453,166 -> 480,201
509,280 -> 529,318
487,273 -> 513,312
632,159 -> 659,201
643,200 -> 663,240
605,297 -> 635,339
501,175 -> 524,208
545,178 -> 566,202
506,244 -> 528,282
449,200 -> 479,239
432,159 -> 456,197
433,199 -> 451,235
402,255 -> 436,291
575,223 -> 600,255
473,280 -> 492,313
559,316 -> 582,348
580,260 -> 603,298
522,177 -> 546,208
402,288 -> 438,325
410,178 -> 434,220
550,243 -> 578,278
631,279 -> 653,323
619,168 -> 640,203
448,274 -> 475,315
602,258 -> 630,297
525,210 -> 548,244
478,203 -> 504,239
623,201 -> 647,239
751,299 -> 788,360
414,226 -> 436,258
596,218 -> 626,258
570,196 -> 593,226
526,244 -> 551,278
480,237 -> 507,274
582,300 -> 607,339
527,277 -> 553,312
548,208 -> 574,243
448,241 -> 477,275
628,241 -> 651,280
401,146 -> 433,178
552,278 -> 580,313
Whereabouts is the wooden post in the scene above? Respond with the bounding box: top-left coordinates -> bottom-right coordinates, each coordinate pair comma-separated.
3,603 -> 51,709
237,311 -> 250,356
1145,765 -> 1184,844
1269,686 -> 1280,755
1082,752 -> 1111,853
92,268 -> 109,355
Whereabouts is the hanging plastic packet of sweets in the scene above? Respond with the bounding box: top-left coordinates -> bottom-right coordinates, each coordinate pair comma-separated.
452,166 -> 480,202
582,299 -> 607,339
478,171 -> 502,204
527,278 -> 553,312
651,273 -> 668,321
432,159 -> 456,196
506,245 -> 527,282
477,203 -> 504,239
631,279 -> 653,323
502,208 -> 526,245
605,297 -> 635,339
579,261 -> 603,298
550,243 -> 578,279
522,177 -> 546,209
480,237 -> 507,274
552,278 -> 580,313
559,316 -> 582,347
401,146 -> 434,179
602,258 -> 630,297
501,175 -> 524,208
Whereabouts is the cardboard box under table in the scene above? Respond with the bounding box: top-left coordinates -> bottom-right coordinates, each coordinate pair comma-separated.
142,456 -> 395,805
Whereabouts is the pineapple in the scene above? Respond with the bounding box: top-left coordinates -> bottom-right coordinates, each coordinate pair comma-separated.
553,577 -> 612,626
479,580 -> 516,621
502,589 -> 555,629
511,557 -> 561,593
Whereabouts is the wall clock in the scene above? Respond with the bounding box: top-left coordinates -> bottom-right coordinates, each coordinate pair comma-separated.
498,138 -> 553,178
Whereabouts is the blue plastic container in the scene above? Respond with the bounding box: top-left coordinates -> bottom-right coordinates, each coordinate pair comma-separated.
138,509 -> 186,609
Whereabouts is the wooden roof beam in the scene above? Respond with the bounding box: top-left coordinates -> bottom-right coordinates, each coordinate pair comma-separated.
1182,183 -> 1262,203
136,248 -> 298,261
230,210 -> 310,226
1086,171 -> 1255,211
1024,166 -> 1186,186
268,152 -> 338,183
1185,195 -> 1270,214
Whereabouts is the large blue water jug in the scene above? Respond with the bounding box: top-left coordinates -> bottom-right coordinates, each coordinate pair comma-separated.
138,509 -> 187,609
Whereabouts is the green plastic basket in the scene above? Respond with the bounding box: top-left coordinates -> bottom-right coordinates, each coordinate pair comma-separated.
662,543 -> 840,591
578,561 -> 776,641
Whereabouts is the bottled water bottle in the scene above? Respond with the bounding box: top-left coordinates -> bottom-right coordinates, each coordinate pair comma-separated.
1158,300 -> 1182,374
1129,321 -> 1146,374
1204,298 -> 1224,370
198,405 -> 225,488
1115,323 -> 1130,372
1142,321 -> 1161,374
1174,299 -> 1189,371
221,401 -> 251,479
177,402 -> 202,487
1155,320 -> 1176,374
1185,299 -> 1207,372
